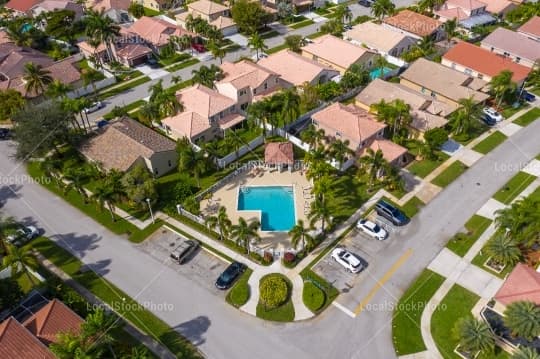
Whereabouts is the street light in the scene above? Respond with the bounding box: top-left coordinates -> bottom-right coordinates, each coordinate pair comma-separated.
176,204 -> 182,215
146,198 -> 155,224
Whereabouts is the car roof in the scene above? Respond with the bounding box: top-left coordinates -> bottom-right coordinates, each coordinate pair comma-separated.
343,251 -> 360,266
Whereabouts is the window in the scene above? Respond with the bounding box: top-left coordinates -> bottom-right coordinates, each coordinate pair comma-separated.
430,91 -> 436,98
275,78 -> 278,83
313,120 -> 318,126
154,168 -> 159,175
421,87 -> 426,93
503,51 -> 510,56
490,47 -> 494,51
264,82 -> 268,90
516,57 -> 521,63
253,88 -> 257,94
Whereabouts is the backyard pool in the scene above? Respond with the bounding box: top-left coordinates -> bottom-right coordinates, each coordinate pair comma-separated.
237,186 -> 296,231
370,67 -> 393,80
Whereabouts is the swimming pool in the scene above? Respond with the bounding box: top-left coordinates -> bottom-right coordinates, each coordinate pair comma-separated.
237,186 -> 296,231
370,67 -> 393,80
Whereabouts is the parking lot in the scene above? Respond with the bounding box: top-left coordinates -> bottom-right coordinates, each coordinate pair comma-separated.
136,226 -> 230,296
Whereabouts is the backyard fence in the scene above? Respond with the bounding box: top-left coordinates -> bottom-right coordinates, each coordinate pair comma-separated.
216,135 -> 265,168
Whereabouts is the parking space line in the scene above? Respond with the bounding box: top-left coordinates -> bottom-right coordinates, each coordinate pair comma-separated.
354,249 -> 413,316
332,301 -> 356,318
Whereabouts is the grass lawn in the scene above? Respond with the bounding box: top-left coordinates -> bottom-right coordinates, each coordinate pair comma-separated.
492,171 -> 537,204
401,196 -> 425,218
446,215 -> 492,257
98,76 -> 151,100
267,43 -> 288,54
393,269 -> 446,356
226,269 -> 252,308
158,53 -> 191,67
307,31 -> 325,39
167,59 -> 200,73
452,122 -> 489,145
471,240 -> 516,279
431,284 -> 480,359
472,131 -> 507,154
31,237 -> 202,358
115,70 -> 144,82
314,7 -> 330,15
103,99 -> 147,120
210,127 -> 263,157
299,269 -> 339,313
502,103 -> 528,119
327,169 -> 374,224
256,274 -> 295,322
143,7 -> 161,16
431,161 -> 468,188
513,107 -> 540,126
289,19 -> 316,29
260,30 -> 280,39
407,153 -> 450,178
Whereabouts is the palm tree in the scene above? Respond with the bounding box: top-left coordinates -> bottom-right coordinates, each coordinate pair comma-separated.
485,234 -> 521,267
171,75 -> 182,85
139,102 -> 160,128
490,70 -> 517,107
417,0 -> 445,13
278,88 -> 301,125
248,32 -> 267,61
46,79 -> 72,99
495,197 -> 540,248
0,216 -> 17,254
359,148 -> 387,188
191,65 -> 223,88
289,219 -> 314,250
246,98 -> 272,137
313,174 -> 333,203
443,18 -> 458,45
334,4 -> 353,24
122,347 -> 149,359
504,301 -> 540,340
3,244 -> 39,286
92,173 -> 124,222
85,9 -> 120,63
371,0 -> 395,21
512,347 -> 540,359
450,96 -> 479,136
23,62 -> 53,96
148,80 -> 182,118
329,139 -> 353,169
300,124 -> 325,149
453,317 -> 495,355
80,308 -> 117,351
178,34 -> 193,52
62,168 -> 90,203
178,146 -> 208,187
81,68 -> 103,98
205,206 -> 231,240
230,217 -> 260,254
309,199 -> 332,233
208,40 -> 226,64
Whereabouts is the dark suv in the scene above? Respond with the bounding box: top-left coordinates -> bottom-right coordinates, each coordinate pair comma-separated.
170,239 -> 199,264
375,200 -> 409,226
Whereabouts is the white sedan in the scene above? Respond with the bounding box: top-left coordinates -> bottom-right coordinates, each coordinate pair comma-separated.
83,101 -> 104,114
7,225 -> 39,246
331,248 -> 364,273
483,107 -> 504,122
357,219 -> 388,240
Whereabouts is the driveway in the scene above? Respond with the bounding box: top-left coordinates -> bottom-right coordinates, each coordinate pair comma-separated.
135,65 -> 169,80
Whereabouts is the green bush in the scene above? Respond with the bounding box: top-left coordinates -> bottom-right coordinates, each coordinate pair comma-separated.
303,281 -> 325,312
259,275 -> 288,309
227,274 -> 250,307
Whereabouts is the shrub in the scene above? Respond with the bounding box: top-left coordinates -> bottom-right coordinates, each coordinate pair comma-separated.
263,251 -> 273,264
250,252 -> 263,263
283,252 -> 296,263
303,281 -> 325,312
259,275 -> 288,309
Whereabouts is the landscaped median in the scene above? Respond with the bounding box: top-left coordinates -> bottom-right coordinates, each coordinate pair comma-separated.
492,171 -> 537,204
513,107 -> 540,126
446,215 -> 492,257
431,161 -> 468,188
97,76 -> 151,101
472,131 -> 507,154
226,269 -> 252,308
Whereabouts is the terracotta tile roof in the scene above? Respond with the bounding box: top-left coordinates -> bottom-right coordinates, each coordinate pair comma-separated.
128,16 -> 194,47
257,50 -> 338,86
482,27 -> 540,62
32,0 -> 83,15
178,84 -> 236,117
5,0 -> 42,12
443,41 -> 531,82
87,0 -> 130,11
361,139 -> 408,163
116,43 -> 153,60
519,16 -> 540,38
77,40 -> 107,54
400,58 -> 490,103
0,45 -> 54,79
23,299 -> 83,345
434,7 -> 470,21
265,142 -> 294,165
210,16 -> 235,30
446,0 -> 486,10
383,10 -> 442,37
218,60 -> 277,90
162,111 -> 211,139
344,21 -> 415,54
0,317 -> 55,359
495,263 -> 540,306
312,103 -> 386,150
188,0 -> 228,15
80,117 -> 176,171
483,0 -> 515,14
218,113 -> 245,130
302,34 -> 374,70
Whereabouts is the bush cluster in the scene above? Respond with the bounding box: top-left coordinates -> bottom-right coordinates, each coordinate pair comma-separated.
259,275 -> 289,309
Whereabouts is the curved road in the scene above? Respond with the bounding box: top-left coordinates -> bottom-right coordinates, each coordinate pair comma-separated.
1,119 -> 539,359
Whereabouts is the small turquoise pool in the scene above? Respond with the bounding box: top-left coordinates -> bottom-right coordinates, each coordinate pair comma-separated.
21,23 -> 33,33
237,186 -> 296,231
370,67 -> 393,80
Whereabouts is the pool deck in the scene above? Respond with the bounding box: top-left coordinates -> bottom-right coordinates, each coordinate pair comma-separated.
200,167 -> 313,251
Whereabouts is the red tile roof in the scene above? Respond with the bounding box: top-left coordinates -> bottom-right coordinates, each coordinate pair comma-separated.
494,263 -> 540,306
5,0 -> 42,12
519,16 -> 540,38
383,10 -> 442,37
443,41 -> 531,82
265,142 -> 294,165
0,318 -> 55,359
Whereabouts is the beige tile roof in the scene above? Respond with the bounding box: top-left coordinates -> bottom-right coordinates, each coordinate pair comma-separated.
482,27 -> 540,62
116,43 -> 152,60
446,0 -> 486,10
400,58 -> 490,103
434,7 -> 470,20
188,0 -> 228,16
360,139 -> 408,163
383,10 -> 442,37
77,40 -> 107,53
80,117 -> 176,171
162,111 -> 211,139
344,22 -> 415,53
302,34 -> 374,70
410,110 -> 449,132
265,142 -> 294,165
210,16 -> 235,30
483,0 -> 515,14
519,16 -> 540,38
218,113 -> 245,129
178,84 -> 236,118
312,103 -> 386,149
0,318 -> 55,359
128,16 -> 194,47
87,0 -> 130,11
257,49 -> 338,86
218,60 -> 277,90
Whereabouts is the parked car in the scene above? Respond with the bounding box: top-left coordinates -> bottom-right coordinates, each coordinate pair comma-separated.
482,107 -> 504,122
302,37 -> 314,44
7,225 -> 39,246
215,261 -> 247,290
358,0 -> 373,6
375,200 -> 409,226
192,43 -> 206,53
170,239 -> 199,264
83,101 -> 104,114
356,219 -> 388,240
147,57 -> 159,68
482,114 -> 497,126
0,128 -> 11,140
251,52 -> 268,61
521,90 -> 536,102
331,248 -> 364,273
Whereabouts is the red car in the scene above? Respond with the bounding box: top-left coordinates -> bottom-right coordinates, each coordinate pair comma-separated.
192,43 -> 206,53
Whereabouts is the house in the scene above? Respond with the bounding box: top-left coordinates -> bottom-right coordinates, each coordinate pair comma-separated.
0,299 -> 83,359
0,40 -> 82,97
264,0 -> 313,12
356,79 -> 453,136
216,60 -> 280,109
483,0 -> 517,17
126,16 -> 195,54
209,16 -> 237,36
31,0 -> 84,22
5,0 -> 43,16
310,103 -> 408,166
257,50 -> 339,88
343,21 -> 416,58
399,58 -> 490,108
80,117 -> 178,177
434,0 -> 496,29
264,142 -> 294,168
86,0 -> 131,23
518,16 -> 540,41
481,27 -> 540,68
442,41 -> 531,85
162,84 -> 245,143
301,34 -> 376,74
493,263 -> 540,310
140,0 -> 168,11
382,10 -> 445,41
176,0 -> 237,36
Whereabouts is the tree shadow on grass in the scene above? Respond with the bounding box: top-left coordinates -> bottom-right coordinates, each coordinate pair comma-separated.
49,232 -> 101,260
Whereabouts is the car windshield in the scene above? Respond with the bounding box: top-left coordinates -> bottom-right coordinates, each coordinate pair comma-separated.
372,224 -> 381,233
221,265 -> 238,281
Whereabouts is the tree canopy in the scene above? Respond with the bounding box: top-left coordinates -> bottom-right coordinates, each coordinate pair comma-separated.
231,0 -> 270,34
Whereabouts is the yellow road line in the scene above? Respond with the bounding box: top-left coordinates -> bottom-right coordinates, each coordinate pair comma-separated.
354,249 -> 413,315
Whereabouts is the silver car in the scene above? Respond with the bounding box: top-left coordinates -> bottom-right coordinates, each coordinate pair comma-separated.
331,248 -> 364,273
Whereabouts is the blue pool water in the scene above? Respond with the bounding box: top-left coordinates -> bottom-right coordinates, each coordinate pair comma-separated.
237,186 -> 296,231
370,67 -> 393,80
21,23 -> 33,33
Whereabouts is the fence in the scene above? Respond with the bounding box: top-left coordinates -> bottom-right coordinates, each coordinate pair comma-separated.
177,206 -> 206,225
216,135 -> 265,168
68,76 -> 117,99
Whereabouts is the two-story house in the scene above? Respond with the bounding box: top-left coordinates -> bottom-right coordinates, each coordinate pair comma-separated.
176,0 -> 237,36
481,27 -> 540,68
382,10 -> 445,42
434,0 -> 495,29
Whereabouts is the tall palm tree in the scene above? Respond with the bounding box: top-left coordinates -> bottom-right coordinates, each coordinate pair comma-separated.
512,347 -> 540,359
80,308 -> 117,351
92,173 -> 124,222
495,197 -> 540,248
288,219 -> 314,250
138,102 -> 160,128
360,148 -> 387,188
329,139 -> 353,168
191,65 -> 223,88
122,347 -> 149,359
230,217 -> 260,254
371,0 -> 395,21
62,168 -> 90,203
248,32 -> 267,61
309,199 -> 332,233
453,317 -> 495,355
300,124 -> 325,149
85,9 -> 120,63
81,68 -> 103,99
3,244 -> 39,286
246,98 -> 272,137
443,18 -> 458,45
178,146 -> 208,187
208,40 -> 226,64
278,89 -> 301,125
504,301 -> 540,340
374,55 -> 388,79
23,62 -> 53,96
417,0 -> 445,13
450,96 -> 479,136
178,34 -> 193,53
334,4 -> 352,24
490,70 -> 516,107
485,234 -> 521,267
46,79 -> 72,99
205,206 -> 231,240
313,174 -> 333,203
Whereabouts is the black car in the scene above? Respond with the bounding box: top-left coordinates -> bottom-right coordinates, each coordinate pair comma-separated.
147,57 -> 159,68
375,200 -> 409,226
215,262 -> 246,290
0,128 -> 11,140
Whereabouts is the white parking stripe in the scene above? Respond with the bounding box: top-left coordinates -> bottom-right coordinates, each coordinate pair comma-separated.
332,301 -> 356,318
